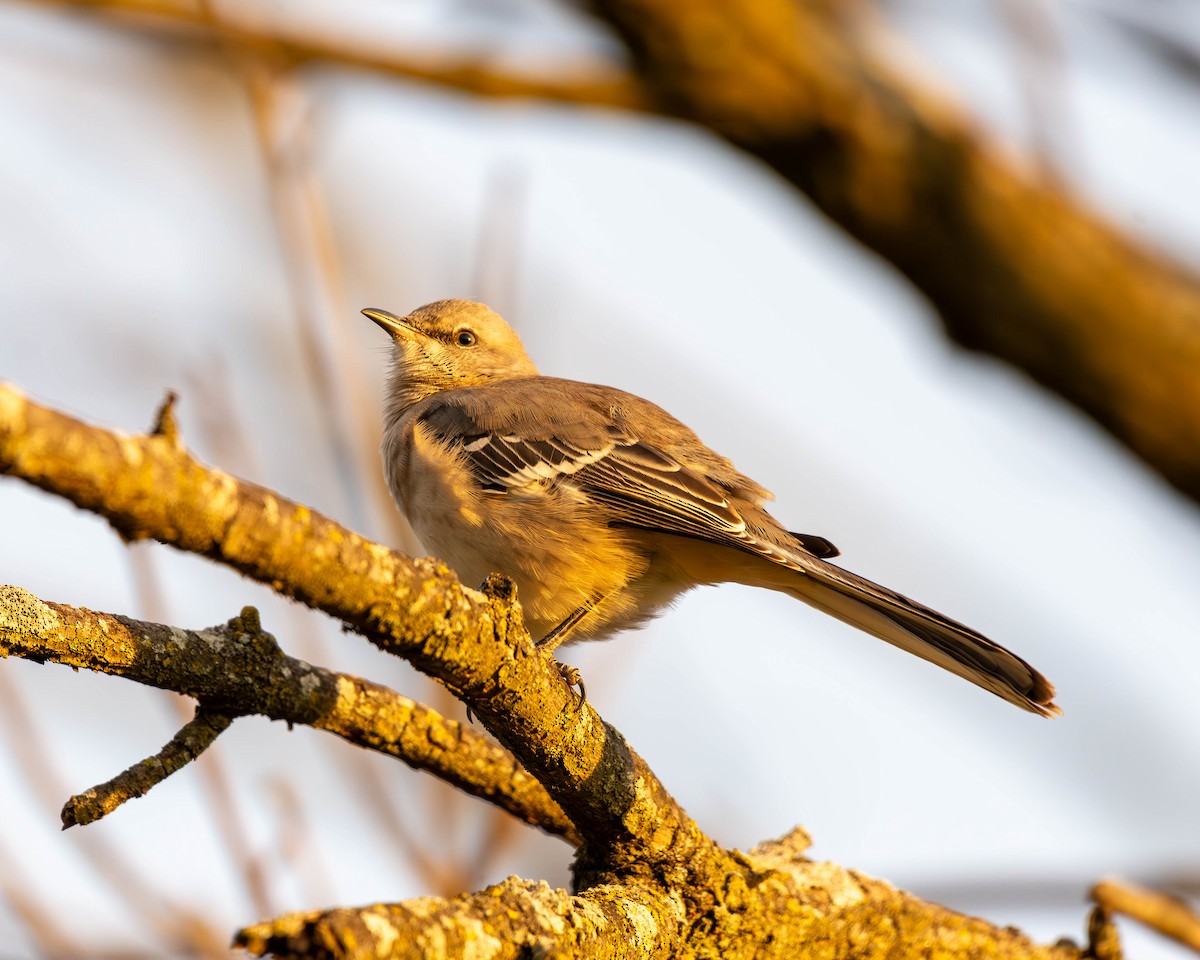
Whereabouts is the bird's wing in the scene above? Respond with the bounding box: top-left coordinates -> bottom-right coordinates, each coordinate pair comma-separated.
424,425 -> 819,566
416,379 -> 835,561
470,432 -> 745,531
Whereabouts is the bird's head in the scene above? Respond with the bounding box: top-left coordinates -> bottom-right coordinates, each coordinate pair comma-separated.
364,299 -> 539,413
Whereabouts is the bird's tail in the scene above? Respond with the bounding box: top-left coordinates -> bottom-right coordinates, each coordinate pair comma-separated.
766,556 -> 1059,716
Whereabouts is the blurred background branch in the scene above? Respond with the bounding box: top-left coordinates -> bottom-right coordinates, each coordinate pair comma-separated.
1093,879 -> 1200,955
17,0 -> 1200,505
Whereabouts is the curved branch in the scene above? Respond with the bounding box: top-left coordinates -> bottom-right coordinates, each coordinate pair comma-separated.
0,384 -> 707,882
0,390 -> 1116,957
0,583 -> 576,842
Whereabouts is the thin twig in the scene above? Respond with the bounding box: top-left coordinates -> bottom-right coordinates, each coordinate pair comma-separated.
992,0 -> 1073,181
0,830 -> 89,960
62,707 -> 234,828
265,778 -> 337,908
471,163 -> 530,318
0,669 -> 228,957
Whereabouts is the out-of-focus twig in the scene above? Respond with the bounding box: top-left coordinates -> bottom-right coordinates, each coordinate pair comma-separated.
198,18 -> 366,533
265,778 -> 336,909
1092,879 -> 1200,954
0,831 -> 89,960
198,0 -> 422,554
991,0 -> 1073,181
1089,2 -> 1200,84
27,0 -> 1200,504
200,4 -> 524,899
472,164 -> 529,319
181,355 -> 264,478
25,0 -> 651,110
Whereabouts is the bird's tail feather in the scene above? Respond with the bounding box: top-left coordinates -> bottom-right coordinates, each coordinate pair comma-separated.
771,558 -> 1059,717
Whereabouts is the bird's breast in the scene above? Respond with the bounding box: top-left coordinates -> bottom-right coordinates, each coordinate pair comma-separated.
386,422 -> 488,549
382,420 -> 650,636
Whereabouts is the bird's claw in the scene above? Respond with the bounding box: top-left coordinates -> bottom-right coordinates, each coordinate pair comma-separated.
556,661 -> 587,710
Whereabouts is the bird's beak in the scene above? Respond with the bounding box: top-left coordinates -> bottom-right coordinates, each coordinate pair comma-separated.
362,308 -> 419,341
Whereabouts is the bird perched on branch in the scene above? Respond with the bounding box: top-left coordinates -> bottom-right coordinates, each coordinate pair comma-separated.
366,299 -> 1059,717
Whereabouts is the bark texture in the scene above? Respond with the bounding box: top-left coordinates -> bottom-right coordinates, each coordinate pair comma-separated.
235,830 -> 1086,960
0,583 -> 572,840
63,706 -> 234,828
0,383 -> 701,881
0,386 -> 1115,958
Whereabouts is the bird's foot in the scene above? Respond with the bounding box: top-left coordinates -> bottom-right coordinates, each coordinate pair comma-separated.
554,660 -> 587,711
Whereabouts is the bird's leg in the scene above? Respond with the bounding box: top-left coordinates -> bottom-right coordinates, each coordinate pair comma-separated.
536,604 -> 594,654
537,596 -> 607,709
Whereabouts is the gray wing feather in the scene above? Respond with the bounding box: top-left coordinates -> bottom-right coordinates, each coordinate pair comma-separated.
439,429 -> 802,557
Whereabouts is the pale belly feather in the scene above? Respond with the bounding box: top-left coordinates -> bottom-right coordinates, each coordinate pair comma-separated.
387,422 -> 679,640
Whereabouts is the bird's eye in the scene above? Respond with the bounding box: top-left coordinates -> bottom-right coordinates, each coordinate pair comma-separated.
455,329 -> 477,347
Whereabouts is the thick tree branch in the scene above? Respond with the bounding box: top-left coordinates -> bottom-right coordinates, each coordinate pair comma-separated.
0,384 -> 708,884
0,582 -> 576,842
235,828 -> 1093,960
0,388 -> 1120,957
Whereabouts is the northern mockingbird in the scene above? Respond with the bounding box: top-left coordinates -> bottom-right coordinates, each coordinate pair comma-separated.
366,299 -> 1059,717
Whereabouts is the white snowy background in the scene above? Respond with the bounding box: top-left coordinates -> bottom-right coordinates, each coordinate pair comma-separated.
1,0 -> 1198,956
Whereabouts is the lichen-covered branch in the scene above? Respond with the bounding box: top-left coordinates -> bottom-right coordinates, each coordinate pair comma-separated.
62,705 -> 234,828
236,876 -> 683,960
235,828 -> 1094,960
0,384 -> 703,881
0,583 -> 575,842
